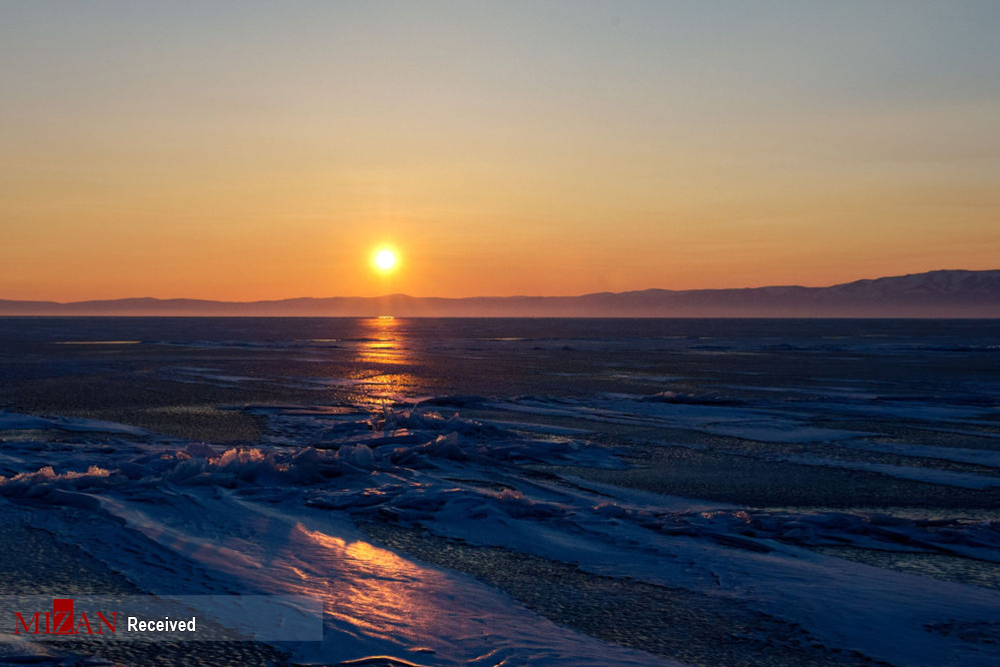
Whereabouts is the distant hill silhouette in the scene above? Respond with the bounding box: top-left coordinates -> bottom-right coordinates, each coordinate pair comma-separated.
2,269 -> 999,317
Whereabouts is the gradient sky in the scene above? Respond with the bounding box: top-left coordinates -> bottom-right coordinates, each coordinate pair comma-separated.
2,1 -> 999,301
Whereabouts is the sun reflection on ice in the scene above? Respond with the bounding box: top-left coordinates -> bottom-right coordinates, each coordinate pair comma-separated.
347,317 -> 420,405
358,316 -> 408,365
289,523 -> 450,647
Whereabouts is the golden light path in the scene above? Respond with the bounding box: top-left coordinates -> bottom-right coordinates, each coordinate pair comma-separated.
351,316 -> 418,405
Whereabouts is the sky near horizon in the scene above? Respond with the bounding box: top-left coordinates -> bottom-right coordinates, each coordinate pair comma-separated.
2,1 -> 999,301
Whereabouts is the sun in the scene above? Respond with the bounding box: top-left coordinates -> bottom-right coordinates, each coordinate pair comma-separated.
373,248 -> 398,272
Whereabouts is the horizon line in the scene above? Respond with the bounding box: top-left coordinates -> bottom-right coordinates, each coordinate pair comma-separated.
4,267 -> 996,305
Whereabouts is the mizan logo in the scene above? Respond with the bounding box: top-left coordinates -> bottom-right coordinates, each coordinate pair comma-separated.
14,598 -> 118,635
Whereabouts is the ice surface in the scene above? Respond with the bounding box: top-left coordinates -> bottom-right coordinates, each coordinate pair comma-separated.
0,411 -> 149,435
3,385 -> 1000,665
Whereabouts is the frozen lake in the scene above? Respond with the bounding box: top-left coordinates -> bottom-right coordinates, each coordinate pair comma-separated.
1,317 -> 999,666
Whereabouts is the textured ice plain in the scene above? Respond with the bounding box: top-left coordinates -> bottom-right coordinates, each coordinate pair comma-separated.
1,398 -> 1000,666
0,410 -> 679,666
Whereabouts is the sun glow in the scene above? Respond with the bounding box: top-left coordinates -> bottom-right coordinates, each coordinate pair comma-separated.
373,249 -> 398,272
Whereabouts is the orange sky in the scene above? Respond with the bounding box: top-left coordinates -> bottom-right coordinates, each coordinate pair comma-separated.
2,2 -> 999,301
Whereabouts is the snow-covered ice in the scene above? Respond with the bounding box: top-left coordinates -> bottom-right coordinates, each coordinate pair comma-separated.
3,399 -> 1000,665
2,317 -> 999,666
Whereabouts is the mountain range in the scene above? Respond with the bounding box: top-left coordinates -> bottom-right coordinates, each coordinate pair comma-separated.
2,269 -> 998,317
